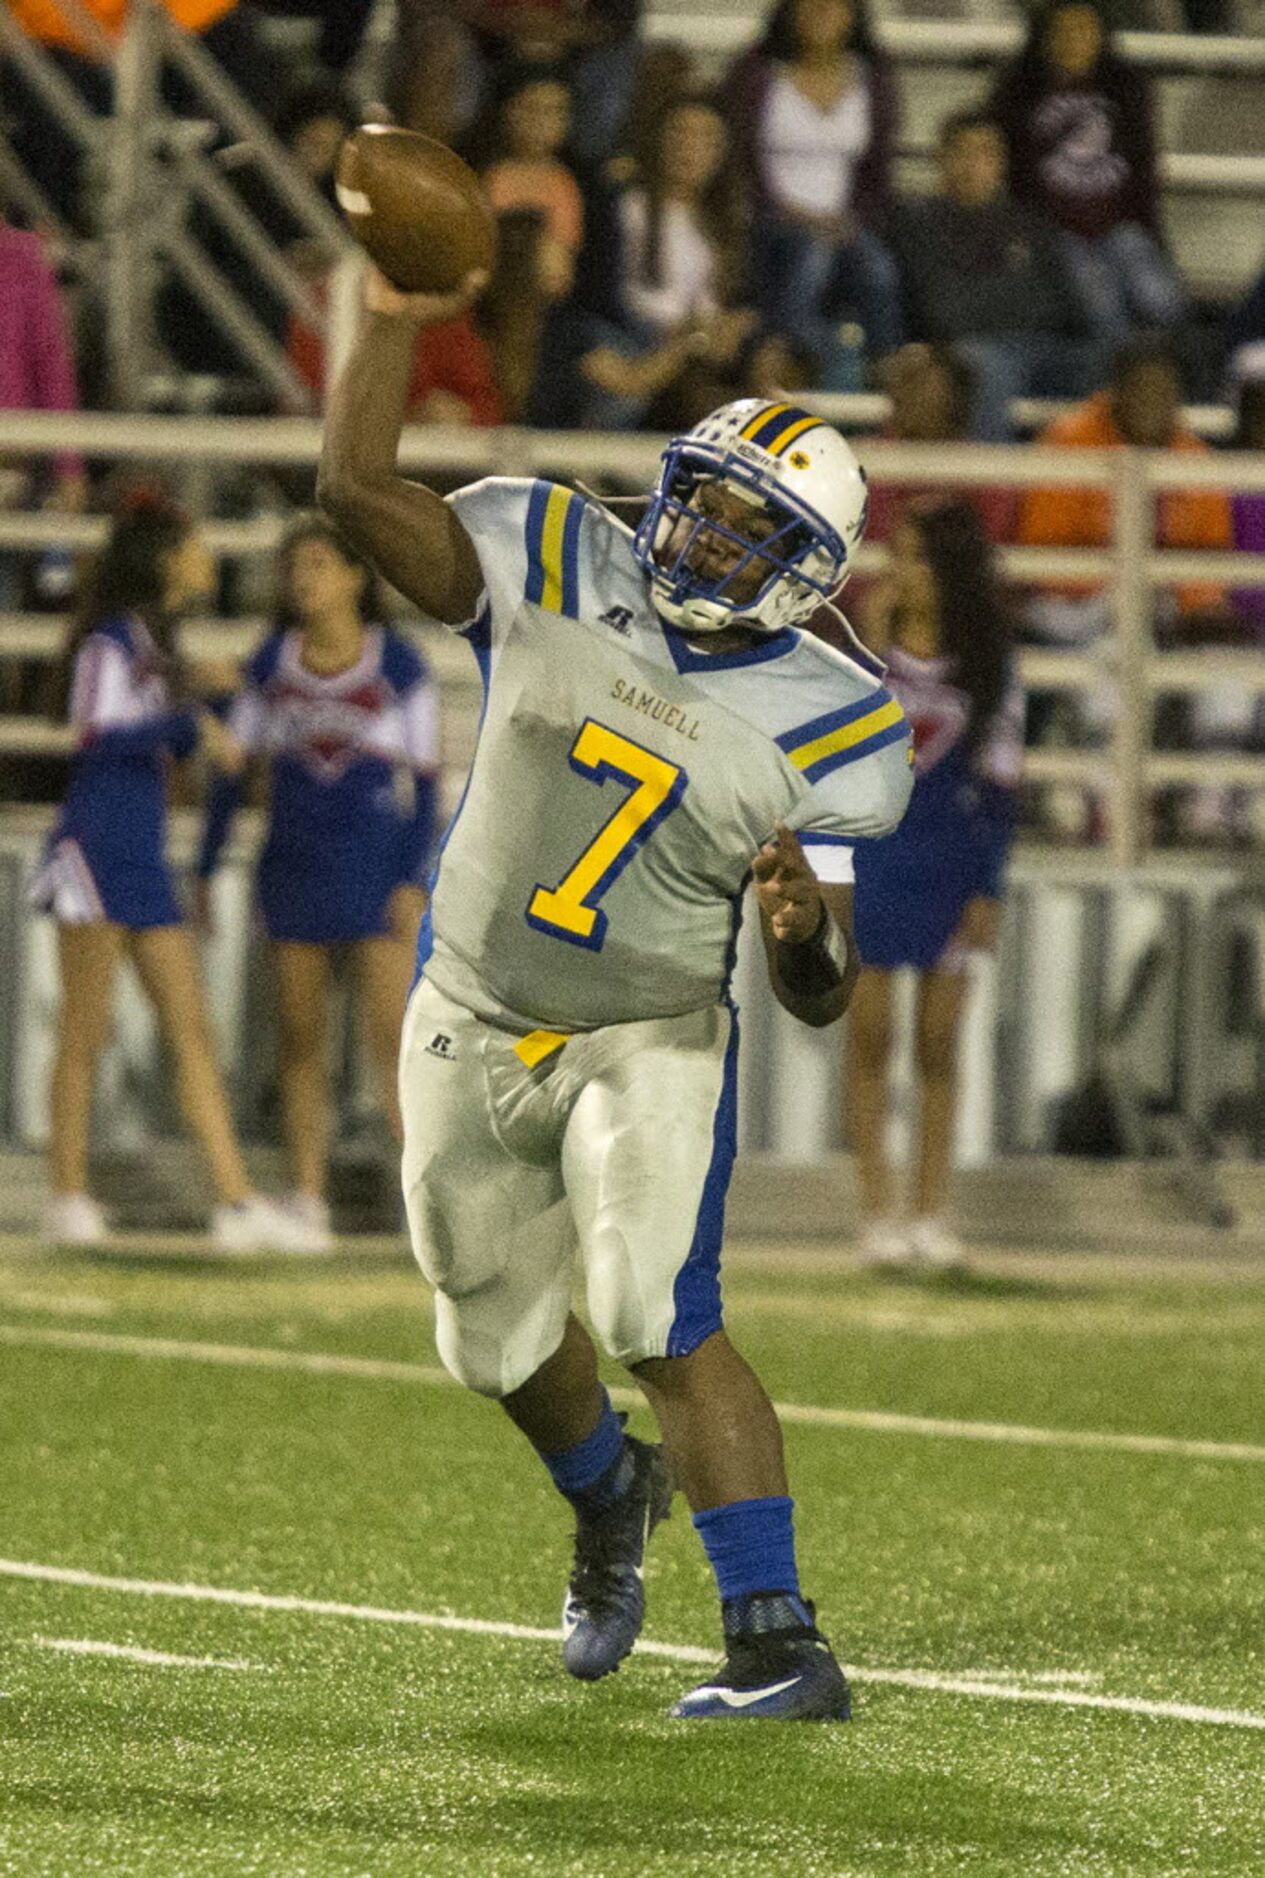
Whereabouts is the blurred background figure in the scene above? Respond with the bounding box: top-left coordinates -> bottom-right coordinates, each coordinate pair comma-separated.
482,70 -> 585,296
987,0 -> 1187,354
1017,339 -> 1233,839
889,111 -> 1096,441
530,94 -> 758,431
387,0 -> 640,168
818,345 -> 1015,640
846,501 -> 1023,1273
723,0 -> 903,384
0,210 -> 86,620
196,517 -> 439,1252
29,495 -> 308,1252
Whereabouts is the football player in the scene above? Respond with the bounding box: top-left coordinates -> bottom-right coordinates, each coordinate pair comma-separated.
319,264 -> 913,1722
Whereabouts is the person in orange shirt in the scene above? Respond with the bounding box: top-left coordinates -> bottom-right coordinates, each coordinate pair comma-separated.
1018,339 -> 1235,841
1018,338 -> 1232,636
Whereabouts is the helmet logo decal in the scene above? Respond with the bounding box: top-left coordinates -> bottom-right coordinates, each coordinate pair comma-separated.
789,450 -> 811,470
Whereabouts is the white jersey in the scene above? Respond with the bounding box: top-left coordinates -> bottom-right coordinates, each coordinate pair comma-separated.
420,477 -> 913,1031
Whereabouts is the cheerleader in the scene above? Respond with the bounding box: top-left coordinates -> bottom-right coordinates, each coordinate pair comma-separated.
33,495 -> 311,1252
196,517 -> 440,1252
846,499 -> 1023,1271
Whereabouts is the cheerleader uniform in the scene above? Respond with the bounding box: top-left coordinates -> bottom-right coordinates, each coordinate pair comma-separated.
32,614 -> 195,929
197,626 -> 440,944
853,646 -> 1024,971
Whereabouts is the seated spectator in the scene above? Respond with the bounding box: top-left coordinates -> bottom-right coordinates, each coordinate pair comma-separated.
388,0 -> 639,168
1017,340 -> 1234,840
466,0 -> 641,167
869,346 -> 1017,545
723,0 -> 903,379
987,0 -> 1186,353
0,213 -> 86,620
1018,339 -> 1232,641
528,96 -> 763,431
815,345 -> 1015,651
890,112 -> 1096,442
483,72 -> 585,286
614,96 -> 746,337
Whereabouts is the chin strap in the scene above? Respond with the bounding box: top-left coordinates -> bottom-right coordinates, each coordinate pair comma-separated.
817,596 -> 888,677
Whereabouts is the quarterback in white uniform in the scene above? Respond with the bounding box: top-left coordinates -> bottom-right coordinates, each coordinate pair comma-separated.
321,264 -> 913,1724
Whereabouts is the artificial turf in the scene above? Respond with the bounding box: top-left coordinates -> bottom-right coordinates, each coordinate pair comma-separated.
1,1240 -> 1262,1876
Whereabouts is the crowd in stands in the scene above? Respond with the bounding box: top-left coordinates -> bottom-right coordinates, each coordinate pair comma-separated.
2,0 -> 1265,849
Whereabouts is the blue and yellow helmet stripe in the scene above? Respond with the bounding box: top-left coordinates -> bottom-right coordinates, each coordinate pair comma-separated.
525,481 -> 585,616
738,403 -> 828,458
776,689 -> 909,785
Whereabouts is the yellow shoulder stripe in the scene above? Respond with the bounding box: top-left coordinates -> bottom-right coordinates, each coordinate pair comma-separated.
789,697 -> 906,772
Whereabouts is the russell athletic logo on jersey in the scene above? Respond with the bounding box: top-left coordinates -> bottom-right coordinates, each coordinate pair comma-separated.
426,1032 -> 457,1060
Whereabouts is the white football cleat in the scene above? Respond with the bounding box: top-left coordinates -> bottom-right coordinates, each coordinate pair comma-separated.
856,1217 -> 911,1268
211,1194 -> 332,1256
908,1217 -> 967,1271
45,1192 -> 109,1247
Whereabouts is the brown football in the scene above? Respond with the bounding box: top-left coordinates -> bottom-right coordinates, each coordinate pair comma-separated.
334,125 -> 496,294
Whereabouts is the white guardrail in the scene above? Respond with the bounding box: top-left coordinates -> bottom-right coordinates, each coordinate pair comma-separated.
645,8 -> 1265,72
1,412 -> 1264,864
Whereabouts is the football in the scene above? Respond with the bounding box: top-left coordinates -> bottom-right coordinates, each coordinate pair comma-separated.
334,124 -> 496,294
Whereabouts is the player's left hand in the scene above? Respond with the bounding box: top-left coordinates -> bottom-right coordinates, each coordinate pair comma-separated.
751,823 -> 824,944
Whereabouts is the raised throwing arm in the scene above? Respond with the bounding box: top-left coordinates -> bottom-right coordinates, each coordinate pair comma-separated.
317,267 -> 488,626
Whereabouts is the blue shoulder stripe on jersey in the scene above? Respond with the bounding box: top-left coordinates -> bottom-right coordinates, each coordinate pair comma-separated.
524,479 -> 584,617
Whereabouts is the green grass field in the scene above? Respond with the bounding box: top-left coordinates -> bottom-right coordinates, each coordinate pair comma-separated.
1,1237 -> 1263,1877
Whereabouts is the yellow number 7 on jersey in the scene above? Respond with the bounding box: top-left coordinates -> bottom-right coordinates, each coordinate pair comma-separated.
526,718 -> 688,951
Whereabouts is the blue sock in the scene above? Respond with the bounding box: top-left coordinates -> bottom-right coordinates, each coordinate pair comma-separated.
540,1392 -> 630,1515
694,1497 -> 813,1635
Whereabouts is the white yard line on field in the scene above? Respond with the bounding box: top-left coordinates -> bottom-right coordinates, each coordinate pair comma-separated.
30,1636 -> 267,1671
2,1320 -> 1263,1465
2,1559 -> 1262,1732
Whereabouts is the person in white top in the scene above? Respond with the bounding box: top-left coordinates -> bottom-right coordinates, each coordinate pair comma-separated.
723,0 -> 904,375
571,97 -> 758,432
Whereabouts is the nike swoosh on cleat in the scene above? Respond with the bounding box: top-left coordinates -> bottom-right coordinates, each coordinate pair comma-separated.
690,1676 -> 803,1710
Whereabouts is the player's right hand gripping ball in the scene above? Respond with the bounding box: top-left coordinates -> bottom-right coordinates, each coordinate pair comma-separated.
335,124 -> 496,295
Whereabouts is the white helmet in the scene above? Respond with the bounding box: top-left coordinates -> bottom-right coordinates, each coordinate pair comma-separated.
631,399 -> 870,636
